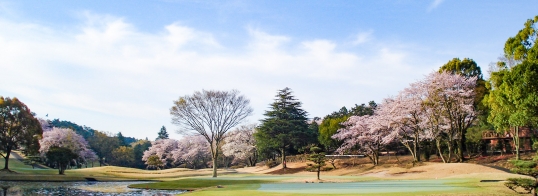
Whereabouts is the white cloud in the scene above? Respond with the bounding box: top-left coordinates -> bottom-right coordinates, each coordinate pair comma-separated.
352,30 -> 373,45
428,0 -> 445,12
0,12 -> 431,139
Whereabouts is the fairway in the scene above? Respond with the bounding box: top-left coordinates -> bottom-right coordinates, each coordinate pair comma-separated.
258,180 -> 472,194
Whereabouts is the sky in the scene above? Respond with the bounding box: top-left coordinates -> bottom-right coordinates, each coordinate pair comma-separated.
0,0 -> 537,140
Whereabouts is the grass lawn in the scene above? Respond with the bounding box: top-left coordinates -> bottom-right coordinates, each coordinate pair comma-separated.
130,177 -> 519,196
0,153 -> 235,182
128,175 -> 520,196
129,177 -> 276,190
0,153 -> 525,195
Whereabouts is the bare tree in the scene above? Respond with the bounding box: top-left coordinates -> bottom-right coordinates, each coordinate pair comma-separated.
170,90 -> 253,177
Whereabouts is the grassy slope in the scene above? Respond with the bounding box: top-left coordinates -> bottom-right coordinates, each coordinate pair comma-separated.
0,154 -> 233,181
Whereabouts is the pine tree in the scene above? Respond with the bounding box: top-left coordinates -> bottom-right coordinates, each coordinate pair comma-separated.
505,158 -> 538,195
157,126 -> 169,140
255,87 -> 316,169
307,146 -> 326,180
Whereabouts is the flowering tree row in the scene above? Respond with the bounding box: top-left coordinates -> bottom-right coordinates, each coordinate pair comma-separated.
142,136 -> 211,169
142,124 -> 258,169
221,124 -> 258,166
333,71 -> 477,164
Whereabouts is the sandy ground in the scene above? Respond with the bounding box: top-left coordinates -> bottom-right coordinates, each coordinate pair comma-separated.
235,161 -> 525,182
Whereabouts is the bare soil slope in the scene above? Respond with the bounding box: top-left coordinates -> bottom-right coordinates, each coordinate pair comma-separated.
236,158 -> 525,181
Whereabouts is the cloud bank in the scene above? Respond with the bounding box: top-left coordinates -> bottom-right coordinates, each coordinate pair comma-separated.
0,12 -> 435,139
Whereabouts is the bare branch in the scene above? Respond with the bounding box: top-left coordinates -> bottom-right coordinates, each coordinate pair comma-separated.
170,90 -> 253,177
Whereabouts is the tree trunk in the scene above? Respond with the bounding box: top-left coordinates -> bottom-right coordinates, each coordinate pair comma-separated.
514,127 -> 521,160
458,122 -> 466,163
58,162 -> 64,175
446,141 -> 453,163
3,147 -> 11,170
415,133 -> 421,162
453,141 -> 461,162
248,157 -> 254,167
436,139 -> 447,163
456,140 -> 463,163
402,142 -> 417,163
281,148 -> 287,169
212,152 -> 218,178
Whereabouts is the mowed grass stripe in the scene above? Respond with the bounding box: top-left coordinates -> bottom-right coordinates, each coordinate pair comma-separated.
129,178 -> 276,190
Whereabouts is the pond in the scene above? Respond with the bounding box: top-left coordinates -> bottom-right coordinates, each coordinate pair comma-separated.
258,180 -> 473,194
0,181 -> 185,196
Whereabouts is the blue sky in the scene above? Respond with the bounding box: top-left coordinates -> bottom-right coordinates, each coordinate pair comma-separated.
0,0 -> 536,140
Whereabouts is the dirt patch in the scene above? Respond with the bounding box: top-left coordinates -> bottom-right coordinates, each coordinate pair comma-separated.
236,162 -> 307,174
265,166 -> 306,175
354,162 -> 525,180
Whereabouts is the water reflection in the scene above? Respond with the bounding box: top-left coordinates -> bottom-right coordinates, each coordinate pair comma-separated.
0,181 -> 184,196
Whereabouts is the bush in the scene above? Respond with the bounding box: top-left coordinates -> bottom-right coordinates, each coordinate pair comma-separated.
505,178 -> 536,194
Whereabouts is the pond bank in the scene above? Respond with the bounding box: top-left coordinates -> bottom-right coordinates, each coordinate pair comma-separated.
0,181 -> 185,195
0,174 -> 147,182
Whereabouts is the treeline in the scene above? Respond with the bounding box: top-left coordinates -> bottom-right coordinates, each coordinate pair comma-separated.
38,119 -> 151,171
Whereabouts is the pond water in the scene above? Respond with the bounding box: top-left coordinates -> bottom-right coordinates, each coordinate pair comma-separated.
258,180 -> 473,194
0,181 -> 184,196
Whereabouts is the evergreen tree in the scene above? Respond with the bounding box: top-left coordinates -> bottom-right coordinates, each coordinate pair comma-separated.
157,126 -> 169,140
49,119 -> 95,140
132,140 -> 151,169
255,87 -> 315,169
505,155 -> 538,195
117,132 -> 127,146
307,146 -> 326,180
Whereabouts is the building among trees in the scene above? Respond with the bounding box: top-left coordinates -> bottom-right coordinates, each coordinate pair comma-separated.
482,127 -> 538,153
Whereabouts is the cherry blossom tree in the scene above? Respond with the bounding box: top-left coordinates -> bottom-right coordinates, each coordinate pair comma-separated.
332,115 -> 391,165
171,135 -> 211,169
142,138 -> 179,169
80,148 -> 98,167
423,71 -> 477,162
222,124 -> 258,166
37,118 -> 52,132
39,127 -> 97,167
376,84 -> 429,163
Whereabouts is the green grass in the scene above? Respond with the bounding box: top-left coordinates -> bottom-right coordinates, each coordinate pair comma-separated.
129,177 -> 276,190
129,176 -> 520,196
0,153 -> 521,195
0,154 -> 210,181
